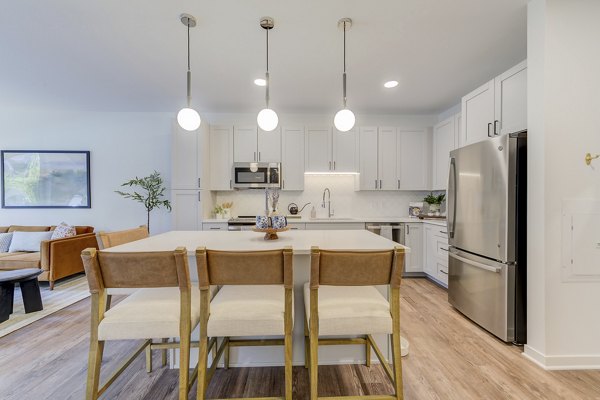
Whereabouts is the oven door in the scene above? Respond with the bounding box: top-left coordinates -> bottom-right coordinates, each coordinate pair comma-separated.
232,163 -> 280,189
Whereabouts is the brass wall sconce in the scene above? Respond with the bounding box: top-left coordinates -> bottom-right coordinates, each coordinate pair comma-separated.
585,153 -> 600,166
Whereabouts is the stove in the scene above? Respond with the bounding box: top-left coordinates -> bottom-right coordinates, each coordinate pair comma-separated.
227,215 -> 257,231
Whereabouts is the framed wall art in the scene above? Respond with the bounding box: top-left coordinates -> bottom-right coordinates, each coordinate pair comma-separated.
1,150 -> 91,208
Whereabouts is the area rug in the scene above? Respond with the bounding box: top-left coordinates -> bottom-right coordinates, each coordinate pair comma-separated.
0,274 -> 90,338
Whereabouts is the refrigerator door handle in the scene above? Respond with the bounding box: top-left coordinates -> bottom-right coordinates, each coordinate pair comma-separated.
449,252 -> 501,273
448,157 -> 457,238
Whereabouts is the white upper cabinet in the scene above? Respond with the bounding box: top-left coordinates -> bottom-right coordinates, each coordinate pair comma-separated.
233,126 -> 281,162
209,125 -> 234,191
332,128 -> 358,172
460,60 -> 527,147
171,122 -> 209,190
171,189 -> 203,230
305,127 -> 332,172
281,127 -> 305,191
305,127 -> 358,173
494,60 -> 527,135
378,127 -> 399,190
258,128 -> 282,162
233,126 -> 257,162
358,127 -> 379,190
460,79 -> 495,147
432,115 -> 459,190
398,128 -> 431,190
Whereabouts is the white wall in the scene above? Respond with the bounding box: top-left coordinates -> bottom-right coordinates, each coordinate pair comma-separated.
0,110 -> 173,234
525,0 -> 600,369
215,174 -> 429,218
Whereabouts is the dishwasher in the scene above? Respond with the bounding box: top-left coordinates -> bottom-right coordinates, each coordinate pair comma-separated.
366,223 -> 415,277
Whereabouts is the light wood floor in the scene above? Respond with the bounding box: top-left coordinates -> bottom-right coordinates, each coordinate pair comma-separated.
1,278 -> 599,399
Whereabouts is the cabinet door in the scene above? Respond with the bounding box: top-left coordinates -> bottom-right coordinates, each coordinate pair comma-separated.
453,113 -> 461,150
197,124 -> 210,189
233,126 -> 258,162
171,190 -> 201,230
404,223 -> 423,273
358,127 -> 378,190
432,117 -> 455,190
257,127 -> 281,162
494,60 -> 527,135
398,129 -> 430,190
332,128 -> 358,172
460,80 -> 494,147
305,127 -> 332,172
282,127 -> 305,191
378,127 -> 399,190
209,125 -> 234,190
424,226 -> 437,276
172,122 -> 198,190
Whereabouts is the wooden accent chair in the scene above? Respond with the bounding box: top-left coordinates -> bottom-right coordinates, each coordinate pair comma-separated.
195,247 -> 294,400
81,247 -> 200,400
96,225 -> 148,250
305,246 -> 405,400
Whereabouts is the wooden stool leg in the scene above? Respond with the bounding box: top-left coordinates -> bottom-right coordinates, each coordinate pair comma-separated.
224,338 -> 230,369
86,339 -> 105,400
365,335 -> 371,367
391,289 -> 404,400
309,289 -> 319,400
0,282 -> 15,323
162,338 -> 169,367
146,342 -> 152,373
196,336 -> 209,400
20,279 -> 43,313
304,319 -> 309,369
179,335 -> 191,400
284,288 -> 293,400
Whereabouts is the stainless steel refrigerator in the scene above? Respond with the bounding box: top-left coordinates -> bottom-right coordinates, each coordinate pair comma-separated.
447,131 -> 527,344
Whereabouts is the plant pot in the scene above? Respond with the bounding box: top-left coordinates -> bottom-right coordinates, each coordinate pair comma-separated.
428,203 -> 440,213
221,209 -> 231,220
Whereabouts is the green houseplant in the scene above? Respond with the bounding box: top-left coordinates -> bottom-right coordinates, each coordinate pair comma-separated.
423,192 -> 446,213
115,171 -> 171,232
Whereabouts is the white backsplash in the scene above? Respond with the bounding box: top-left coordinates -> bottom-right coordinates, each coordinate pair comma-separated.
214,174 -> 430,218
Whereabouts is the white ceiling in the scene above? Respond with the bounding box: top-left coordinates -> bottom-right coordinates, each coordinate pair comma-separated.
0,0 -> 527,115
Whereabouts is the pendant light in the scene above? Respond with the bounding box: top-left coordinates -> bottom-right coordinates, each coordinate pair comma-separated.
177,14 -> 201,131
257,17 -> 279,132
333,18 -> 355,132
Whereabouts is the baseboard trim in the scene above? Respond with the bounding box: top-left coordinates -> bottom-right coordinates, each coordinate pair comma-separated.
523,345 -> 600,370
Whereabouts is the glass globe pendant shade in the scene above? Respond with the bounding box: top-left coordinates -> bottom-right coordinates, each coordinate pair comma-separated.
177,107 -> 201,131
334,108 -> 356,132
257,108 -> 279,131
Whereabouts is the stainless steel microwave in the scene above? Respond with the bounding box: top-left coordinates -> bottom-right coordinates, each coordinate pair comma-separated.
231,162 -> 281,189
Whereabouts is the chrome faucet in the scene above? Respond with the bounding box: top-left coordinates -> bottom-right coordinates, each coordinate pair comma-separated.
322,187 -> 333,218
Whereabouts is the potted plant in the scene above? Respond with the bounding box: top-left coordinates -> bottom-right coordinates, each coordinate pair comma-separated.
221,202 -> 233,219
423,192 -> 446,214
115,171 -> 172,233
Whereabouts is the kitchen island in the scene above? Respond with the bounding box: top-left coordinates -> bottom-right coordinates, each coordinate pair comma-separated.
105,230 -> 409,367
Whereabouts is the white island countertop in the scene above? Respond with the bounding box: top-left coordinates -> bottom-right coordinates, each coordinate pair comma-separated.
105,229 -> 410,255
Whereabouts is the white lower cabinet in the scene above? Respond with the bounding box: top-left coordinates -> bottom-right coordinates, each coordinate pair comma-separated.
305,222 -> 366,231
202,222 -> 228,231
287,222 -> 305,230
404,223 -> 423,273
423,224 -> 449,287
171,190 -> 203,231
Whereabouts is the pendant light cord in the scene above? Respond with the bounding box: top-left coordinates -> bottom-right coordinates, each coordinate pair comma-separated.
342,20 -> 347,108
265,27 -> 270,108
186,20 -> 192,107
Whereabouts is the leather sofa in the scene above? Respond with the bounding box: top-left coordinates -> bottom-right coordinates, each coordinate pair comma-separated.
0,225 -> 98,289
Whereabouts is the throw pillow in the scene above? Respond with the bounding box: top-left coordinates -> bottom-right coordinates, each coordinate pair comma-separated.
8,231 -> 53,252
51,222 -> 77,240
0,232 -> 13,252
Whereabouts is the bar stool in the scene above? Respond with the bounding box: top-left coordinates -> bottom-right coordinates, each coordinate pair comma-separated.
195,247 -> 293,400
305,246 -> 405,400
81,247 -> 199,400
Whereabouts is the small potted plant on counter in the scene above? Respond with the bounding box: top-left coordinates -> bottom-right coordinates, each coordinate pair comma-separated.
423,192 -> 446,215
213,202 -> 233,219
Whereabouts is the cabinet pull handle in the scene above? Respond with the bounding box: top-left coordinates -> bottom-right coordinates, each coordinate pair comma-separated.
406,225 -> 410,235
397,179 -> 400,189
440,231 -> 448,234
282,180 -> 285,189
198,178 -> 201,188
198,192 -> 201,201
210,227 -> 221,230
494,120 -> 499,136
259,152 -> 261,161
487,123 -> 493,137
379,179 -> 382,188
254,152 -> 257,161
229,179 -> 232,189
441,247 -> 448,252
440,270 -> 448,275
329,161 -> 332,170
333,161 -> 336,170
375,179 -> 378,189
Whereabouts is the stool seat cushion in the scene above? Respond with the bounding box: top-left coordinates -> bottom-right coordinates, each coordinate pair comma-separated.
303,283 -> 392,335
98,285 -> 215,341
208,285 -> 292,337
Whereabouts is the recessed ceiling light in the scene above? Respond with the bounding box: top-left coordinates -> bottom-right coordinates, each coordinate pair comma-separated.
254,78 -> 266,86
384,80 -> 399,88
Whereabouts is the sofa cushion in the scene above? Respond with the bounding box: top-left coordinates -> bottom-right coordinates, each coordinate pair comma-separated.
9,231 -> 53,252
7,226 -> 51,233
51,222 -> 77,240
0,233 -> 12,252
0,252 -> 41,270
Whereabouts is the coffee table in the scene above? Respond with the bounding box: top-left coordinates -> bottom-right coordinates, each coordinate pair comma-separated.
0,268 -> 44,323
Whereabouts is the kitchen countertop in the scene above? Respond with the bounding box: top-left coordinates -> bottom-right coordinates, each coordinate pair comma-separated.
203,216 -> 448,227
105,229 -> 410,255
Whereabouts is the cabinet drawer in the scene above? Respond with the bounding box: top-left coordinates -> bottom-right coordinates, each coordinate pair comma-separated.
437,262 -> 449,285
202,223 -> 227,231
436,241 -> 450,263
288,223 -> 305,230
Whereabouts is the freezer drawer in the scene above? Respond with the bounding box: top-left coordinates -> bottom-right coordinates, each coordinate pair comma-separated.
448,248 -> 515,342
